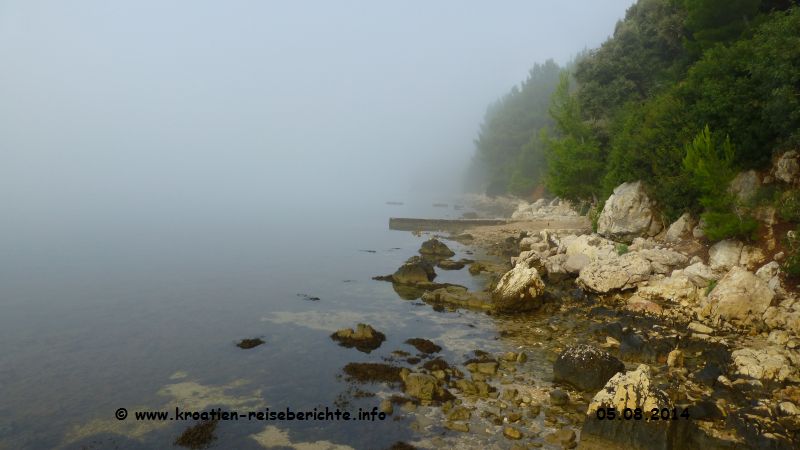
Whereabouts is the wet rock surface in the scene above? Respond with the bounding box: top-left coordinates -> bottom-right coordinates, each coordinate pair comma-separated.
418,238 -> 455,258
553,344 -> 625,391
404,338 -> 442,354
342,363 -> 403,384
343,195 -> 800,449
235,338 -> 264,349
331,323 -> 386,353
492,264 -> 546,312
174,419 -> 218,449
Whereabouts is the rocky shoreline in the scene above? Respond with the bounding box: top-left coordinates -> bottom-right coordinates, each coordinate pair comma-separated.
343,154 -> 800,449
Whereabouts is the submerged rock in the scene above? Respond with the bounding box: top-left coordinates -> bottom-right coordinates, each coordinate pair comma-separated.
437,259 -> 466,270
420,285 -> 491,310
404,338 -> 441,354
174,419 -> 218,449
343,363 -> 403,384
502,426 -> 522,440
236,338 -> 265,349
401,371 -> 452,401
553,344 -> 625,391
491,264 -> 546,312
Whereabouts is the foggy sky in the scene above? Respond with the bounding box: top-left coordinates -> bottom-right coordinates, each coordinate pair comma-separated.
0,0 -> 634,227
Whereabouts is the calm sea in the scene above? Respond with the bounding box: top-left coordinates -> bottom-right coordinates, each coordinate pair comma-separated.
0,198 -> 510,449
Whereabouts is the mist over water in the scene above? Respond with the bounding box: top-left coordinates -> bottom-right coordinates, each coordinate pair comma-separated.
1,0 -> 633,229
0,1 -> 635,448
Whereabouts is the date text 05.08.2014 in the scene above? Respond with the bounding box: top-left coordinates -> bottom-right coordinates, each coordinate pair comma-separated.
595,407 -> 690,421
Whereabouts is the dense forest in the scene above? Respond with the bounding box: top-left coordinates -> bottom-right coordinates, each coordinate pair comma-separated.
471,0 -> 800,241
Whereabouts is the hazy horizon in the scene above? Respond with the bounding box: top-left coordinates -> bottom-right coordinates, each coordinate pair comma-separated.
1,0 -> 635,230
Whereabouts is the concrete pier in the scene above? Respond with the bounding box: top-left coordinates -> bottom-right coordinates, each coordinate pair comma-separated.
388,217 -> 511,231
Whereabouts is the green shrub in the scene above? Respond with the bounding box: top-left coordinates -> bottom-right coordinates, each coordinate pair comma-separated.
701,211 -> 759,241
616,243 -> 629,255
779,189 -> 800,222
783,227 -> 800,278
588,204 -> 603,233
577,201 -> 591,216
704,279 -> 718,296
682,126 -> 759,241
747,184 -> 780,208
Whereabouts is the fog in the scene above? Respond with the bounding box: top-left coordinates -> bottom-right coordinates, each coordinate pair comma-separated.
0,0 -> 634,231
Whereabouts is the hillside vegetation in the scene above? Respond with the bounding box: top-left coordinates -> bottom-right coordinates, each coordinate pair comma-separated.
471,0 -> 800,240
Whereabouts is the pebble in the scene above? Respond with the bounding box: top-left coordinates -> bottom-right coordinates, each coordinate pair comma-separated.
549,389 -> 569,406
503,426 -> 523,440
379,399 -> 393,415
445,421 -> 469,433
508,412 -> 522,423
688,322 -> 714,334
545,429 -> 576,447
667,349 -> 684,368
779,401 -> 800,416
501,351 -> 518,361
447,406 -> 471,421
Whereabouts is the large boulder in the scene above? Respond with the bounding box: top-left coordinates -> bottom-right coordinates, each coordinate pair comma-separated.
542,254 -> 570,282
563,234 -> 617,262
597,181 -> 662,242
681,262 -> 719,288
636,273 -> 699,305
708,239 -> 743,271
564,253 -> 591,274
581,365 -> 675,450
731,347 -> 793,382
664,213 -> 695,243
739,245 -> 766,271
705,266 -> 774,325
772,150 -> 799,184
577,253 -> 652,293
763,306 -> 800,335
756,261 -> 784,295
492,264 -> 546,312
419,238 -> 455,257
553,345 -> 625,391
637,248 -> 689,274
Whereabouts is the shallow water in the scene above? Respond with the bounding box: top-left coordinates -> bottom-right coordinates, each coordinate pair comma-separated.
0,199 -> 514,449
